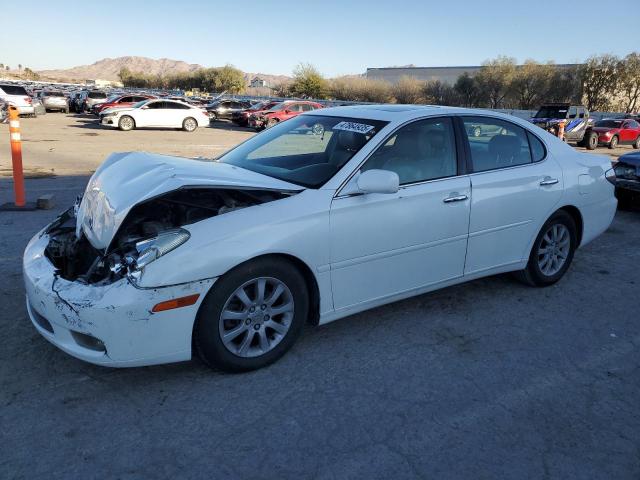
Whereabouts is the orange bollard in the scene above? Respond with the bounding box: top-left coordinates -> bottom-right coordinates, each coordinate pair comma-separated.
8,106 -> 25,207
557,120 -> 566,141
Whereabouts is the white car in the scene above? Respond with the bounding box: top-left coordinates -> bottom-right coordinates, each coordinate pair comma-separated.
24,105 -> 617,371
100,99 -> 209,132
0,83 -> 35,116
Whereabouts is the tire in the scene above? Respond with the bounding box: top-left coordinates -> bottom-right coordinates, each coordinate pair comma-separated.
585,131 -> 598,150
633,136 -> 640,149
608,135 -> 618,149
118,115 -> 135,131
182,117 -> 197,132
194,257 -> 309,372
516,210 -> 577,287
63,108 -> 68,114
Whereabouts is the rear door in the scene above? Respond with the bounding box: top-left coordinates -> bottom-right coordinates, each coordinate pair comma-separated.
460,116 -> 563,275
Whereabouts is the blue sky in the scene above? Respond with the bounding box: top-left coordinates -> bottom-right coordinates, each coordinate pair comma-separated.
1,0 -> 637,77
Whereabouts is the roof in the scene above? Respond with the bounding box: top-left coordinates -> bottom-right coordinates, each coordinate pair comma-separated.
303,104 -> 536,127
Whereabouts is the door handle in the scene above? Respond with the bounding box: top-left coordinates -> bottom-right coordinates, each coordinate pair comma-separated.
540,177 -> 559,186
443,194 -> 468,203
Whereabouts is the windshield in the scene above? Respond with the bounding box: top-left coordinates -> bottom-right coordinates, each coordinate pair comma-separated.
218,115 -> 388,188
106,95 -> 119,102
88,91 -> 107,99
45,91 -> 65,97
595,120 -> 622,128
534,106 -> 568,119
132,100 -> 150,108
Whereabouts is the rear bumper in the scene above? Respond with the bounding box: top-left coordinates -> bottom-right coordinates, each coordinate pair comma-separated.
16,105 -> 35,115
23,230 -> 216,367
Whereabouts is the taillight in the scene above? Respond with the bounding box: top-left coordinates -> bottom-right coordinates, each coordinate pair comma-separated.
25,97 -> 32,104
605,168 -> 616,185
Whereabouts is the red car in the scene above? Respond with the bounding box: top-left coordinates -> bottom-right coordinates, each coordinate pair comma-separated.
248,100 -> 323,130
94,94 -> 157,115
232,100 -> 280,127
592,118 -> 640,149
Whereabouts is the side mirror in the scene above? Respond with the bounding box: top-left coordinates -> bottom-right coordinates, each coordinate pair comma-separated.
284,109 -> 291,114
352,169 -> 399,195
141,105 -> 149,109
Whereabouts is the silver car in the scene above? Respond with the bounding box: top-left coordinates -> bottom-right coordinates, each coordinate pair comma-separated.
79,90 -> 109,113
40,91 -> 69,113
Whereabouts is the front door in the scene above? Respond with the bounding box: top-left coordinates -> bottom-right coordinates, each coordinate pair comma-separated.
329,117 -> 471,310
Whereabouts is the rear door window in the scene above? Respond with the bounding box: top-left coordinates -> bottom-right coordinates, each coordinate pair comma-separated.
462,117 -> 533,172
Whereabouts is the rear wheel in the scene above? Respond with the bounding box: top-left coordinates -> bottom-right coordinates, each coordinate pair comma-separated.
633,136 -> 640,149
585,131 -> 598,150
118,115 -> 135,131
194,258 -> 308,372
516,210 -> 577,287
609,135 -> 618,149
182,117 -> 197,132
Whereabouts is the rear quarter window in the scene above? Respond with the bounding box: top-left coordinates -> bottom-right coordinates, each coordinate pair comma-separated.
527,131 -> 546,162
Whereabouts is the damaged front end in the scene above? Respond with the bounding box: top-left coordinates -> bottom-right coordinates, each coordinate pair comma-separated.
44,187 -> 293,285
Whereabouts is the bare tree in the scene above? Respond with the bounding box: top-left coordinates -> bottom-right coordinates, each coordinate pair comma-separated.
391,76 -> 424,104
454,73 -> 479,107
618,52 -> 640,113
581,54 -> 619,111
509,61 -> 554,109
474,56 -> 516,108
423,80 -> 459,106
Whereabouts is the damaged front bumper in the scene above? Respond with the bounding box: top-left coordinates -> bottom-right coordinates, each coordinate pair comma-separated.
23,229 -> 216,367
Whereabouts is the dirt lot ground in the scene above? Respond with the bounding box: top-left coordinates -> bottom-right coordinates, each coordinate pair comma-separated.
0,113 -> 254,178
1,113 -> 639,479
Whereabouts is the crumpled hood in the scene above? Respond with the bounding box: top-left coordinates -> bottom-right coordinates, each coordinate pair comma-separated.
76,152 -> 303,251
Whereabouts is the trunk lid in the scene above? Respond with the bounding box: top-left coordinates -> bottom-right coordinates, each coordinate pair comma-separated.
76,152 -> 303,251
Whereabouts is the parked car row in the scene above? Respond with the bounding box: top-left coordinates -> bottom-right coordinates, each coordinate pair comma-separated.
530,103 -> 640,151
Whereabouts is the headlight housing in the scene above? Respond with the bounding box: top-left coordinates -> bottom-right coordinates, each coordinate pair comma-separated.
129,228 -> 190,271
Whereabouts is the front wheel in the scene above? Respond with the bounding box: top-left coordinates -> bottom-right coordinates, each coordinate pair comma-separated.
516,211 -> 577,287
608,135 -> 618,149
194,258 -> 308,372
182,117 -> 197,132
118,115 -> 135,131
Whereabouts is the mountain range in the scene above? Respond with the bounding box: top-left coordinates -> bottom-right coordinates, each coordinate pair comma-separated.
36,56 -> 292,86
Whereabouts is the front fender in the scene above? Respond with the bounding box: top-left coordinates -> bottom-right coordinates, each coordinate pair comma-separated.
136,189 -> 333,288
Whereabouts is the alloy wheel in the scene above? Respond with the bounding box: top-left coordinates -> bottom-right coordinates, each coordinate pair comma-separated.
537,224 -> 570,276
218,277 -> 294,358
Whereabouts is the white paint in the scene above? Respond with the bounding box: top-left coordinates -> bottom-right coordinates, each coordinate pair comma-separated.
10,132 -> 20,142
9,120 -> 20,128
24,105 -> 617,368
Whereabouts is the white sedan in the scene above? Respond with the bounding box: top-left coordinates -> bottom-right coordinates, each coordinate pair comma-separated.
100,99 -> 209,132
24,105 -> 617,371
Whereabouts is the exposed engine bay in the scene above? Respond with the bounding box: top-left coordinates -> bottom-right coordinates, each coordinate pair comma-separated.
44,187 -> 292,284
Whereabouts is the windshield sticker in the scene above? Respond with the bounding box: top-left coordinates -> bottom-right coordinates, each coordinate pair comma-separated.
333,121 -> 375,134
